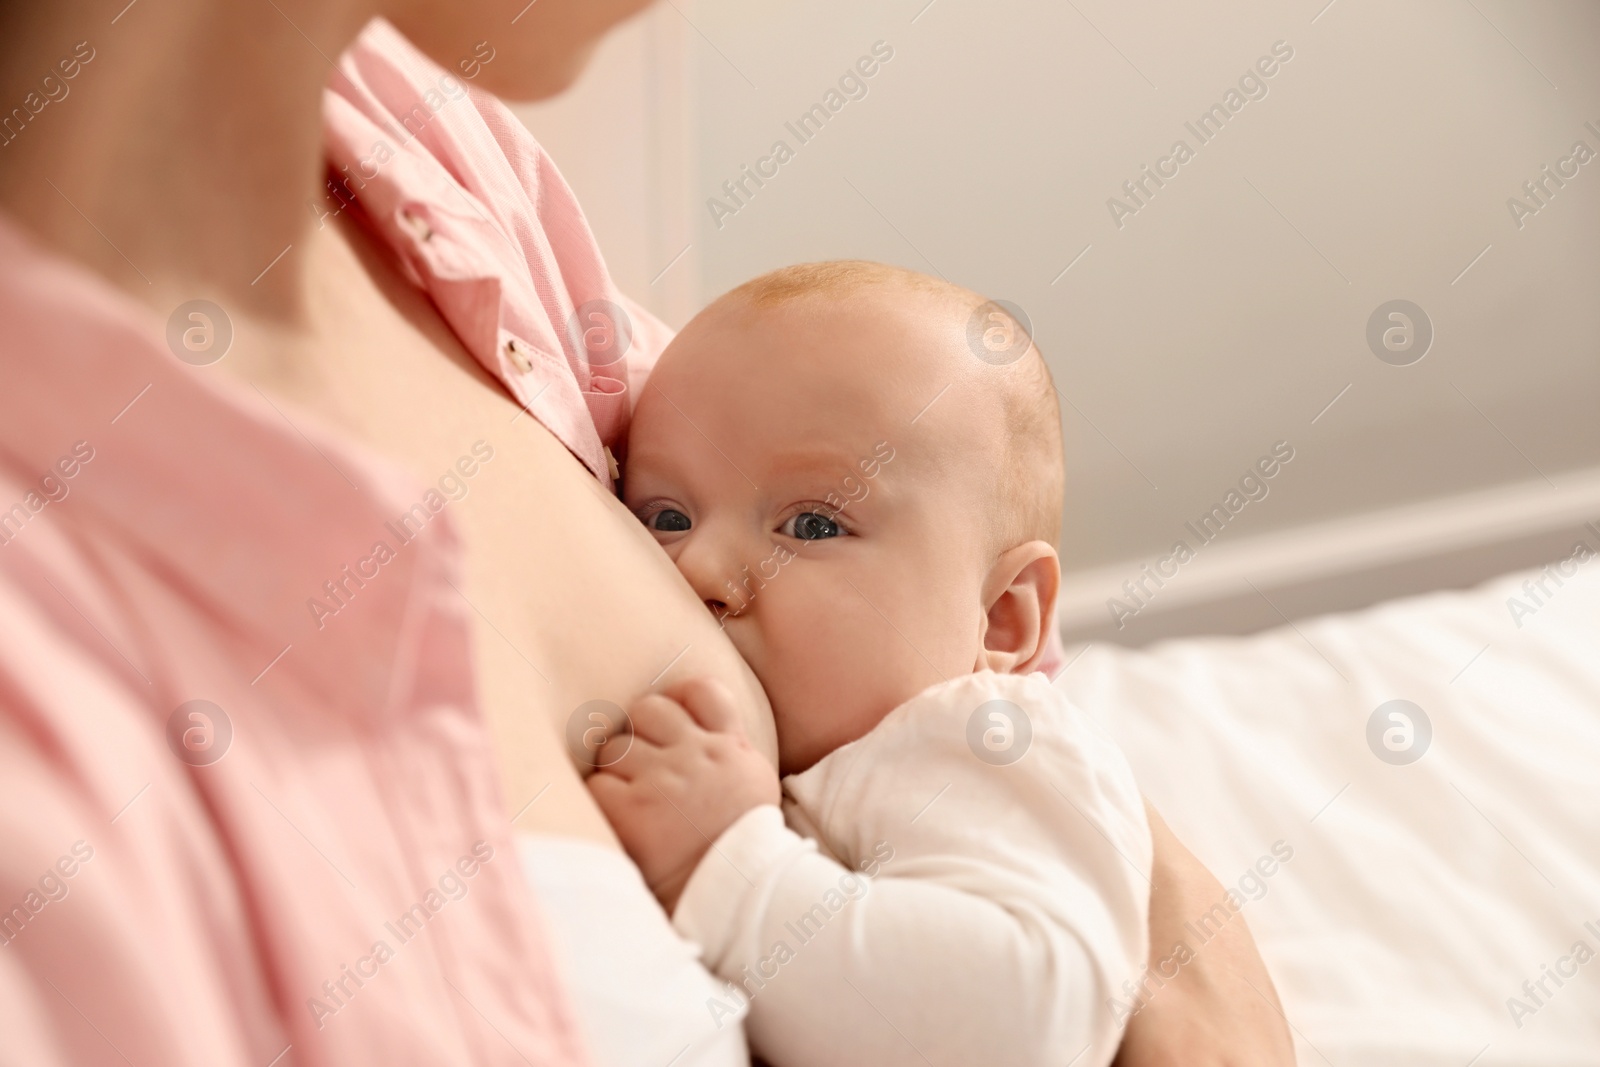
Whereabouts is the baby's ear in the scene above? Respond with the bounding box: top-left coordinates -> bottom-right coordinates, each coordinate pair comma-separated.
977,541 -> 1061,674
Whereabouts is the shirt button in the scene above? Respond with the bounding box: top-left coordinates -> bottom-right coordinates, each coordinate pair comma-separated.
604,446 -> 620,481
504,338 -> 534,373
399,210 -> 433,242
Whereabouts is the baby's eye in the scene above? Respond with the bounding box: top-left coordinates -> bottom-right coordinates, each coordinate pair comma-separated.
781,511 -> 842,541
647,508 -> 691,532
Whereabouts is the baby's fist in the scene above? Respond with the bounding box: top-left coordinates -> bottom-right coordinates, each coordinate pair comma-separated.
587,678 -> 780,912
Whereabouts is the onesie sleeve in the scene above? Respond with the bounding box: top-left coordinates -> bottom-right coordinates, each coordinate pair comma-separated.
670,671 -> 1151,1067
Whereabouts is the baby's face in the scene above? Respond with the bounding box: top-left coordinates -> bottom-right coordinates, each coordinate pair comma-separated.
625,290 -> 1010,775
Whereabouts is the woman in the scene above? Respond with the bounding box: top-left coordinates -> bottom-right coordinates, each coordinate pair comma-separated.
0,1 -> 1290,1064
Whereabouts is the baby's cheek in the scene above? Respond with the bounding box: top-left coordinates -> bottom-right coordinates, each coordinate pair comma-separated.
763,599 -> 926,771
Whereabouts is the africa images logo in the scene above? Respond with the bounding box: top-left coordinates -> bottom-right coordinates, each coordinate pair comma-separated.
166,700 -> 233,767
966,700 -> 1033,766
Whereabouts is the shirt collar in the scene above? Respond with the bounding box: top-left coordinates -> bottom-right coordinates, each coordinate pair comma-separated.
324,17 -> 637,488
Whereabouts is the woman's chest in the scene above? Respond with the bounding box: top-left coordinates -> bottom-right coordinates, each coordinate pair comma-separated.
213,218 -> 769,830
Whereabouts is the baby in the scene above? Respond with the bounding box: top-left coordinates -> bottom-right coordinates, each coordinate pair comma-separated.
589,261 -> 1151,1067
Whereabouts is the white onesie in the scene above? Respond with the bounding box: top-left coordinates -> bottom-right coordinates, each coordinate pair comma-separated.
671,670 -> 1153,1067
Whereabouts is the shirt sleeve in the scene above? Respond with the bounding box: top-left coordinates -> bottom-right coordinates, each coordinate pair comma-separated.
670,671 -> 1152,1067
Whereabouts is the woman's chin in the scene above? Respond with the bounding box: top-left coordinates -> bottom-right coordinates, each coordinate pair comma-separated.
392,0 -> 652,104
476,42 -> 598,103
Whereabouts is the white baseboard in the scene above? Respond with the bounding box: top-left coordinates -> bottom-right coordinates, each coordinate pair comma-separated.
1056,467 -> 1600,647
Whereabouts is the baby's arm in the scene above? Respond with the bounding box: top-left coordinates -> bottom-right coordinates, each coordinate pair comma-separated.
592,672 -> 1151,1067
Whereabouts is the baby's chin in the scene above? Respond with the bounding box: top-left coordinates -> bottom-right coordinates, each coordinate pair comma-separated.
732,629 -> 928,774
764,687 -> 835,777
767,686 -> 899,778
772,718 -> 829,778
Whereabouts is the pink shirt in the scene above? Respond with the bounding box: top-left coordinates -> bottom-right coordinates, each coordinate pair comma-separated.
0,18 -> 665,1067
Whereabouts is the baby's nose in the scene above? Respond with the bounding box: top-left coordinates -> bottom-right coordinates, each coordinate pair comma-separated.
672,524 -> 748,616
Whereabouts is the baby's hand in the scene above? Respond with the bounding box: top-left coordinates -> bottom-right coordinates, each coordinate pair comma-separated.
587,678 -> 780,913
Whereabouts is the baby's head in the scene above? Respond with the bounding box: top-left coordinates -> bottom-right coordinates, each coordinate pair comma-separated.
625,261 -> 1064,775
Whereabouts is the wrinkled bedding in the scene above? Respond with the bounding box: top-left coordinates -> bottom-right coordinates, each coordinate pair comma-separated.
1056,564 -> 1600,1066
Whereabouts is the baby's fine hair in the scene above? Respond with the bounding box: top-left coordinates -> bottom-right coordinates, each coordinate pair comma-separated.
723,260 -> 1066,552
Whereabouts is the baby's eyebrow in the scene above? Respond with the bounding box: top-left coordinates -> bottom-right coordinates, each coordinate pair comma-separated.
764,449 -> 865,479
617,446 -> 681,479
766,450 -> 903,516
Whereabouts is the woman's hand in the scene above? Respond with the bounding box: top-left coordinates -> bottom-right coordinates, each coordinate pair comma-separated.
587,678 -> 780,913
1114,802 -> 1297,1067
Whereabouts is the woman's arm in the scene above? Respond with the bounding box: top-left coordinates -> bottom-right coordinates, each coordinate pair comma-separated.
1114,803 -> 1296,1066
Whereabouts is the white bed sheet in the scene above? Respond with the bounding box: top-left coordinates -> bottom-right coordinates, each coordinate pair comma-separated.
1055,564 -> 1600,1066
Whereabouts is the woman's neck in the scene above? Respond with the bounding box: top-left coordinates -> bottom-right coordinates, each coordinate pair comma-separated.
0,0 -> 377,323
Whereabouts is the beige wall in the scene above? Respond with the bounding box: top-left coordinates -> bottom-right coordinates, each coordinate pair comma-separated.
517,0 -> 1600,622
